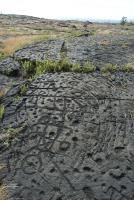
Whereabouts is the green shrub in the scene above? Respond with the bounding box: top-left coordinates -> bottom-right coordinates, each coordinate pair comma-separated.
58,58 -> 73,72
35,61 -> 47,75
101,63 -> 119,73
22,60 -> 32,71
5,127 -> 19,145
27,75 -> 36,82
36,58 -> 73,73
20,84 -> 28,95
0,104 -> 5,119
14,95 -> 22,103
0,52 -> 5,60
122,63 -> 134,73
21,60 -> 35,77
13,83 -> 29,103
3,125 -> 26,146
35,60 -> 58,75
71,63 -> 82,72
20,58 -> 98,80
83,62 -> 96,73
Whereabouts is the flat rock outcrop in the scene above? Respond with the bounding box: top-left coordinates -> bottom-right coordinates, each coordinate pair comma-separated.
1,72 -> 134,200
0,33 -> 133,82
14,35 -> 134,67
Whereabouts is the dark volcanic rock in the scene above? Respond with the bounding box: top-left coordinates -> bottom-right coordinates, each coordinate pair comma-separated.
0,57 -> 21,76
1,73 -> 134,200
14,40 -> 63,62
13,35 -> 134,68
0,74 -> 14,90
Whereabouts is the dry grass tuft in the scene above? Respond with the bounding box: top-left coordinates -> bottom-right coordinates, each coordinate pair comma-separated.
0,184 -> 7,200
0,89 -> 6,98
1,35 -> 50,56
0,31 -> 6,36
0,164 -> 5,171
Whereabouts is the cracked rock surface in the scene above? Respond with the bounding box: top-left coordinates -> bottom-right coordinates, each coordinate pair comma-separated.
0,57 -> 21,76
1,72 -> 134,200
14,35 -> 134,67
0,33 -> 133,90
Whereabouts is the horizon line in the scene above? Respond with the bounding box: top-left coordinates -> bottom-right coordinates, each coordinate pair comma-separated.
0,13 -> 133,22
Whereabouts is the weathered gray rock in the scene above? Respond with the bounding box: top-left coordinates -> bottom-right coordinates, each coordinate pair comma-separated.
0,57 -> 21,76
13,35 -> 134,68
0,34 -> 133,80
1,72 -> 134,200
14,40 -> 64,62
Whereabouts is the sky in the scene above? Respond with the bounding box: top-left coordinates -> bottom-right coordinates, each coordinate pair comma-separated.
0,0 -> 133,21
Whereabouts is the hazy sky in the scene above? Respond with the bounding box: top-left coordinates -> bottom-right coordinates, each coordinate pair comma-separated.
0,0 -> 133,20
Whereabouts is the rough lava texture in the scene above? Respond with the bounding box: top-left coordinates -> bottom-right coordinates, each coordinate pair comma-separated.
0,34 -> 133,94
0,57 -> 21,76
1,72 -> 134,200
0,22 -> 134,199
0,35 -> 134,78
14,35 -> 134,67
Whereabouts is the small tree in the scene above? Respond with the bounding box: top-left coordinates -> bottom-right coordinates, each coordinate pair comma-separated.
120,16 -> 127,26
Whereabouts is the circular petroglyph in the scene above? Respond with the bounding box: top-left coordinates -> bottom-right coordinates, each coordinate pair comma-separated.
22,155 -> 42,175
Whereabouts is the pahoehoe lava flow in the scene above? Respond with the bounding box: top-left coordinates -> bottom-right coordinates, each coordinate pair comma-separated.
0,14 -> 134,200
1,72 -> 134,200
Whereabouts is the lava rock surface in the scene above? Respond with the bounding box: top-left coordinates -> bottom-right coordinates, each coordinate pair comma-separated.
1,72 -> 134,200
14,35 -> 134,67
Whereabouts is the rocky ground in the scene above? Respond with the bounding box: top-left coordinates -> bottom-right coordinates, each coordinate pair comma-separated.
0,15 -> 134,200
14,34 -> 134,66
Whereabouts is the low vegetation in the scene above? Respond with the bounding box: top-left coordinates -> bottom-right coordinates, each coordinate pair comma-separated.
13,95 -> 22,103
0,89 -> 6,98
13,83 -> 29,103
0,29 -> 96,57
101,63 -> 134,74
4,127 -> 20,146
101,63 -> 119,73
22,60 -> 36,78
0,52 -> 6,60
20,84 -> 29,95
21,58 -> 96,80
0,14 -> 134,58
71,63 -> 82,72
0,104 -> 5,120
122,63 -> 134,72
20,59 -> 134,80
1,35 -> 51,56
83,62 -> 96,73
0,183 -> 7,200
2,125 -> 26,146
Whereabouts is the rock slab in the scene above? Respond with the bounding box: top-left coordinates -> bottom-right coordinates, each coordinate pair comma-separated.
1,73 -> 134,200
